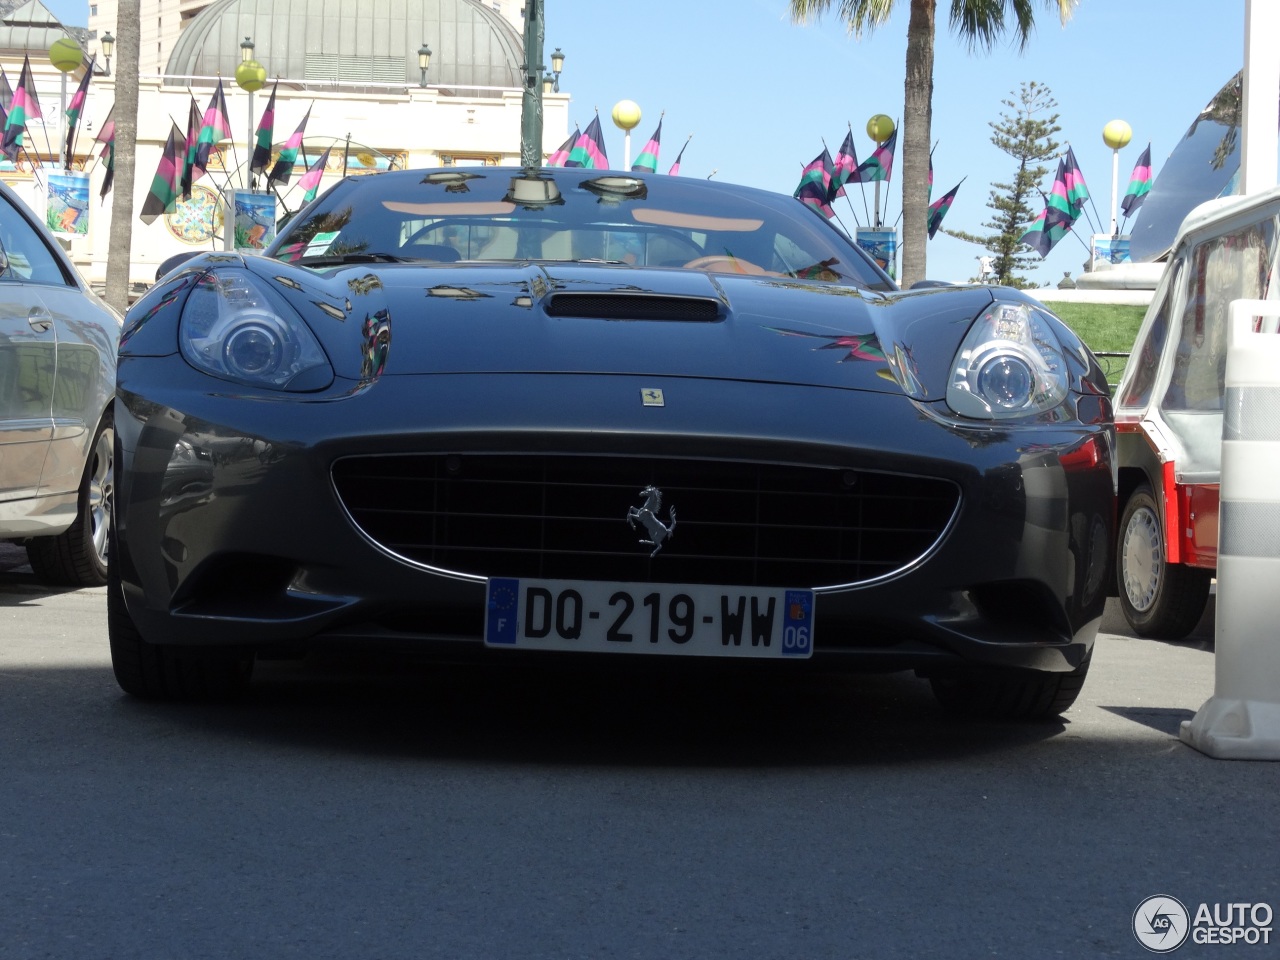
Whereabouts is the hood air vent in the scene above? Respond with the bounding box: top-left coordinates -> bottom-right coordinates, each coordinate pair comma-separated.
544,293 -> 721,322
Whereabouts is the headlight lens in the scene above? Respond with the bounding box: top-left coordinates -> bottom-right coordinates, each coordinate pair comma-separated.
179,268 -> 332,390
947,300 -> 1069,419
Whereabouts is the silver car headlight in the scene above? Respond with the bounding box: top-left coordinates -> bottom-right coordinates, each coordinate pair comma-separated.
180,268 -> 332,390
946,300 -> 1069,419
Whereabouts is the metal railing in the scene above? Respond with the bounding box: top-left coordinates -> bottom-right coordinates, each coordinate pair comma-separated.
1094,351 -> 1131,390
149,73 -> 521,98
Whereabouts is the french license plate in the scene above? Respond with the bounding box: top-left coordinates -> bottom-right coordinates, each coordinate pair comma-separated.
484,578 -> 814,659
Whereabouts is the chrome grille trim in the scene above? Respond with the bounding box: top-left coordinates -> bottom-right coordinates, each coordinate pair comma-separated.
331,454 -> 960,590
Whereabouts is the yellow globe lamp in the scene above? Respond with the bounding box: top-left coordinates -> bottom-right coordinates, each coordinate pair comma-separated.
1103,119 -> 1132,150
866,114 -> 895,145
611,100 -> 642,171
49,36 -> 83,72
235,59 -> 267,93
611,99 -> 642,131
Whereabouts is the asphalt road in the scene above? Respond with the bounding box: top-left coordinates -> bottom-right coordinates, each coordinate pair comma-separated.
2,541 -> 1276,960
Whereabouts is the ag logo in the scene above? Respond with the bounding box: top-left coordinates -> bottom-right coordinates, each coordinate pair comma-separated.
1133,895 -> 1190,953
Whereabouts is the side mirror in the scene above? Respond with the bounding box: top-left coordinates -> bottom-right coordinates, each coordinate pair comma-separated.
0,235 -> 10,279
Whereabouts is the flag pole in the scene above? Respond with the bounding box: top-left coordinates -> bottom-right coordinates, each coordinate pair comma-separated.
19,146 -> 44,189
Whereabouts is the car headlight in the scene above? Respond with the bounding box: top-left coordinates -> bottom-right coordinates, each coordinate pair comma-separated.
180,268 -> 333,390
946,300 -> 1069,419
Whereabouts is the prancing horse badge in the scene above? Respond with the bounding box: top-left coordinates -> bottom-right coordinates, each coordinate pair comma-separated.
627,485 -> 676,557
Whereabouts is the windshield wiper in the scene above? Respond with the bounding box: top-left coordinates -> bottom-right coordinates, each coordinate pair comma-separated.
291,252 -> 411,267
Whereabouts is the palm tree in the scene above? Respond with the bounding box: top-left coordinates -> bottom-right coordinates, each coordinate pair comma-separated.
105,1 -> 141,311
789,0 -> 1075,288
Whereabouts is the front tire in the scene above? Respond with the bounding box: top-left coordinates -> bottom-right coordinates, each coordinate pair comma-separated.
930,656 -> 1092,720
27,412 -> 114,586
1116,484 -> 1211,639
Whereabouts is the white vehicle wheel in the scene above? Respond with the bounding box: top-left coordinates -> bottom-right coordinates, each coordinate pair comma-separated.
1116,484 -> 1210,639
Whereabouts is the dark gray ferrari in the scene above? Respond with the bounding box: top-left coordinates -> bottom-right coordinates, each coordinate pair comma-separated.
110,166 -> 1115,718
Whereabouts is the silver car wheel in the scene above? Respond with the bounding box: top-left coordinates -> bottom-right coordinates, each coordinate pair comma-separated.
1121,502 -> 1161,613
88,425 -> 115,566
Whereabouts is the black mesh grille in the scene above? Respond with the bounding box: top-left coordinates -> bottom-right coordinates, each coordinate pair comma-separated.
331,454 -> 959,588
544,293 -> 720,322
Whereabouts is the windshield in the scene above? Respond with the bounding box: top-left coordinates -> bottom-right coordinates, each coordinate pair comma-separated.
268,168 -> 894,291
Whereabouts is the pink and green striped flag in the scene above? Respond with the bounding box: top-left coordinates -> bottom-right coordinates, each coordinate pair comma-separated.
668,135 -> 691,176
794,148 -> 835,219
827,128 -> 858,202
1048,146 -> 1089,223
140,122 -> 187,224
95,105 -> 115,200
631,117 -> 662,173
250,81 -> 278,177
2,56 -> 43,162
181,96 -> 205,198
298,146 -> 332,203
267,104 -> 313,186
1120,143 -> 1152,219
565,114 -> 608,169
1020,203 -> 1072,258
547,126 -> 577,167
98,138 -> 114,199
927,178 -> 964,239
192,81 -> 231,181
853,128 -> 896,184
63,56 -> 94,169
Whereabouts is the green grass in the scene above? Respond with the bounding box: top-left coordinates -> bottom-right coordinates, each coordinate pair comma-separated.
1041,300 -> 1147,387
1039,302 -> 1152,389
1041,301 -> 1146,353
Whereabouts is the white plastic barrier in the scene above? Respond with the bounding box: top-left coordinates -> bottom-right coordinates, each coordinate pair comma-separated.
1180,298 -> 1280,759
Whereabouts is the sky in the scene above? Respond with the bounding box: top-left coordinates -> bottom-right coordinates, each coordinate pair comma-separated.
41,0 -> 1247,286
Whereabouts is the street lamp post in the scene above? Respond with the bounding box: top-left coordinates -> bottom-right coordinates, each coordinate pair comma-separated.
49,36 -> 83,170
418,44 -> 431,88
99,31 -> 113,76
519,0 -> 545,170
1103,119 -> 1132,237
236,37 -> 267,190
866,114 -> 895,228
541,49 -> 566,96
548,48 -> 565,92
612,100 -> 641,170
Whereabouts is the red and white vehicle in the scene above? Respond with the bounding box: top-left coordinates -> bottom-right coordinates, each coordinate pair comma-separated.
1113,187 -> 1280,638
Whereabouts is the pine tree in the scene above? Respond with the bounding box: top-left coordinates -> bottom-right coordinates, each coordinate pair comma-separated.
948,81 -> 1061,287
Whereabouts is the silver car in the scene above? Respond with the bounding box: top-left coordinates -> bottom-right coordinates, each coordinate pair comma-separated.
0,179 -> 119,585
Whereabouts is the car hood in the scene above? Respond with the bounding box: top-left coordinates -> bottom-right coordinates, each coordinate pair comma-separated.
266,261 -> 996,396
